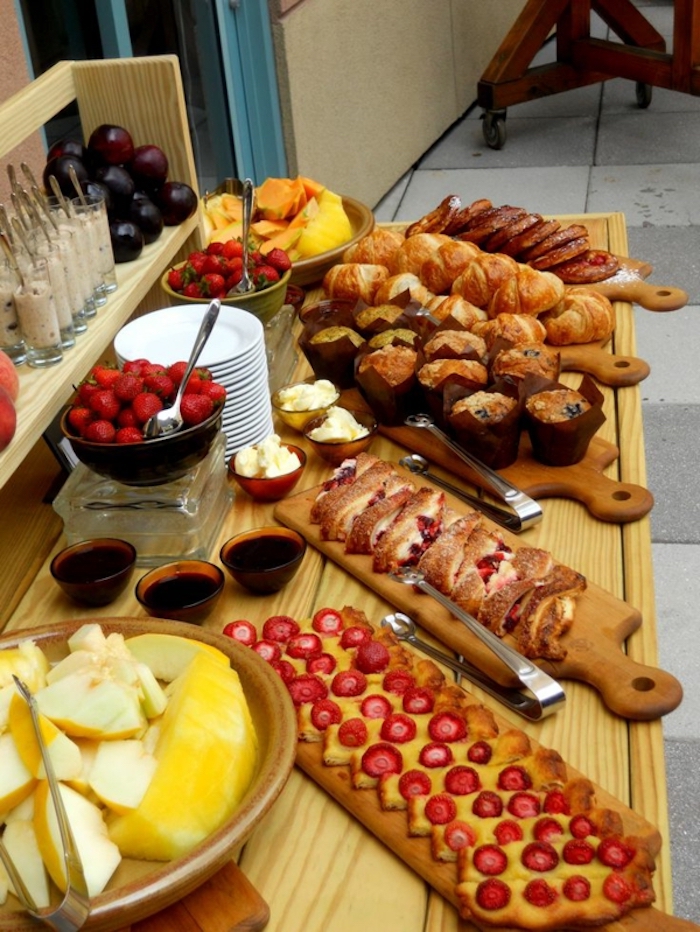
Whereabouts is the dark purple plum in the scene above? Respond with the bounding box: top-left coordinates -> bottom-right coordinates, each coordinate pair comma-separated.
109,220 -> 144,262
94,165 -> 135,216
82,179 -> 113,213
88,124 -> 135,166
129,144 -> 169,190
129,196 -> 164,244
47,138 -> 87,163
42,155 -> 89,197
157,181 -> 197,225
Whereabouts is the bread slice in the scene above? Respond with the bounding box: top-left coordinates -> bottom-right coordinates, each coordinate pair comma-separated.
320,460 -> 397,541
417,511 -> 483,592
311,452 -> 380,524
344,478 -> 416,554
372,487 -> 446,573
512,564 -> 586,659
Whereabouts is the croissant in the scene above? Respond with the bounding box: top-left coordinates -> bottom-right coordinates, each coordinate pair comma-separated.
426,294 -> 488,327
373,272 -> 434,308
540,286 -> 615,345
342,228 -> 404,272
322,263 -> 389,305
393,233 -> 452,277
450,251 -> 518,308
472,312 -> 547,349
419,240 -> 480,294
487,265 -> 565,319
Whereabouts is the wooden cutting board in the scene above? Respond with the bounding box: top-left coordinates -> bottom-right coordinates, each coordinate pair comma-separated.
274,483 -> 682,721
559,340 -> 649,387
118,862 -> 269,932
593,257 -> 688,312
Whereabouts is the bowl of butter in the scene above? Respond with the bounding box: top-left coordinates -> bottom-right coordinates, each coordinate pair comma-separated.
271,377 -> 340,432
303,406 -> 377,465
228,435 -> 307,501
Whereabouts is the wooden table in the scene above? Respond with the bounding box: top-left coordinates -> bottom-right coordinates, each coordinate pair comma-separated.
0,213 -> 681,930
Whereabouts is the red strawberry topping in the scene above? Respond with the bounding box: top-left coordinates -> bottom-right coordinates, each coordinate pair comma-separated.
338,718 -> 368,747
563,875 -> 591,902
311,607 -> 344,635
427,711 -> 467,743
533,817 -> 564,844
472,790 -> 504,819
562,838 -> 596,865
543,789 -> 570,814
523,878 -> 558,907
339,626 -> 372,649
497,765 -> 532,792
221,621 -> 252,650
401,686 -> 435,715
286,633 -> 323,659
507,792 -> 541,819
310,698 -> 342,730
360,694 -> 393,719
473,844 -> 508,876
361,742 -> 403,778
424,793 -> 457,825
493,819 -> 523,845
262,615 -> 300,642
597,836 -> 634,869
270,659 -> 295,683
331,669 -> 368,697
444,820 -> 476,852
398,769 -> 432,800
521,841 -> 559,872
306,653 -> 337,675
602,872 -> 633,904
379,713 -> 417,744
287,673 -> 328,705
252,639 -> 282,663
355,639 -> 390,674
467,740 -> 493,765
444,765 -> 481,796
382,669 -> 416,694
475,877 -> 511,911
418,742 -> 454,768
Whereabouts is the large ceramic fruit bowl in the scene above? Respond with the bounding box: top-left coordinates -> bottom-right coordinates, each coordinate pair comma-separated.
290,196 -> 374,287
0,617 -> 297,932
161,265 -> 291,326
60,407 -> 222,486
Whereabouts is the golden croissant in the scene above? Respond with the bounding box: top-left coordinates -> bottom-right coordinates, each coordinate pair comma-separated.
540,286 -> 615,344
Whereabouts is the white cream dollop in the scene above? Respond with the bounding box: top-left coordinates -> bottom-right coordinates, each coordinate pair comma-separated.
234,434 -> 302,478
307,406 -> 370,443
276,379 -> 338,411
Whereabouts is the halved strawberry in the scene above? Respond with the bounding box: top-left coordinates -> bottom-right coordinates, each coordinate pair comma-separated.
418,742 -> 454,768
427,711 -> 467,743
287,673 -> 328,705
402,686 -> 435,715
270,659 -> 295,683
424,793 -> 457,825
543,788 -> 569,814
493,819 -> 523,845
562,838 -> 596,865
521,841 -> 559,872
444,820 -> 476,852
507,791 -> 541,819
602,872 -> 633,904
262,615 -> 300,642
312,607 -> 344,635
339,625 -> 372,649
222,619 -> 257,646
472,790 -> 503,819
361,742 -> 403,778
398,769 -> 432,800
252,639 -> 282,663
533,817 -> 564,844
286,632 -> 323,659
379,713 -> 417,744
306,653 -> 336,675
569,814 -> 595,839
497,765 -> 532,792
310,698 -> 342,730
467,740 -> 493,765
597,836 -> 634,869
331,669 -> 368,697
360,694 -> 393,719
338,717 -> 368,747
473,844 -> 508,876
355,639 -> 390,674
382,669 -> 416,694
444,765 -> 481,796
475,877 -> 511,911
523,878 -> 558,907
563,875 -> 591,902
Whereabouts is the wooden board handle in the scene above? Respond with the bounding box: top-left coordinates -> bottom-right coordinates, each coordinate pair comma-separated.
559,346 -> 650,387
593,278 -> 689,312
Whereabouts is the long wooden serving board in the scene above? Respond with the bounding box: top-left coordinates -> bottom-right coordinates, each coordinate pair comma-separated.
596,257 -> 688,312
274,481 -> 682,720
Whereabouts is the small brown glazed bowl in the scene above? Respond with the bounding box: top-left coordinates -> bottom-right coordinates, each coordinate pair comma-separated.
51,537 -> 137,606
227,444 -> 306,502
302,409 -> 378,465
220,527 -> 306,594
135,559 -> 225,624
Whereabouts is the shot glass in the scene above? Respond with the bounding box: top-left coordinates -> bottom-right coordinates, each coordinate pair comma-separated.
13,256 -> 63,367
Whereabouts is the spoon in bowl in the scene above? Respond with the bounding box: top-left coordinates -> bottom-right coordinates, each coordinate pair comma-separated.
143,298 -> 221,438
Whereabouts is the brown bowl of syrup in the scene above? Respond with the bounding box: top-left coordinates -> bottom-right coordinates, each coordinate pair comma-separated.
51,537 -> 137,606
135,559 -> 225,624
220,527 -> 306,594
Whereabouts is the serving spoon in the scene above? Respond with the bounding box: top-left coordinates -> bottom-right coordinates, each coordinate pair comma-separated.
143,298 -> 221,438
230,178 -> 254,295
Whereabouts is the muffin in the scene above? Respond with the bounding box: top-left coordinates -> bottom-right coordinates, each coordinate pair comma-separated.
417,359 -> 488,392
491,341 -> 560,383
354,302 -> 407,334
355,344 -> 421,425
523,375 -> 605,466
368,328 -> 418,349
300,324 -> 366,388
446,384 -> 523,469
525,388 -> 591,423
423,329 -> 487,364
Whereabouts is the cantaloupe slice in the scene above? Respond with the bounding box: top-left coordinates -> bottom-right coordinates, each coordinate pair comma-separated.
251,219 -> 288,238
299,175 -> 326,201
256,176 -> 307,221
259,225 -> 303,257
209,220 -> 244,245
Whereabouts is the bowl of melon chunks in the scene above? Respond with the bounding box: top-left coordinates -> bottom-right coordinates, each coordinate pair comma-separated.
0,618 -> 297,931
202,175 -> 375,287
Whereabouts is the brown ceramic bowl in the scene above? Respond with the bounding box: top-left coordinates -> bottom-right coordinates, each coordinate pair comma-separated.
303,408 -> 378,465
270,378 -> 340,432
51,537 -> 137,606
227,444 -> 306,502
135,559 -> 225,624
0,618 -> 296,932
220,527 -> 306,594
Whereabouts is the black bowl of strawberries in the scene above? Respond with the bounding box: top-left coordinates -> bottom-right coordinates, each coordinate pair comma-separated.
61,360 -> 225,486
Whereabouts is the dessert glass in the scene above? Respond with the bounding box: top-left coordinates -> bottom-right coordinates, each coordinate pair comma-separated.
13,256 -> 62,367
0,259 -> 26,364
72,193 -> 117,303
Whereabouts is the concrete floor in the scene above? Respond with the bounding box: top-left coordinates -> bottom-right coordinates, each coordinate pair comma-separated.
373,1 -> 700,922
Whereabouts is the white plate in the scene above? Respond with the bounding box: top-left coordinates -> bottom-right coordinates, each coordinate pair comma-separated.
114,305 -> 264,369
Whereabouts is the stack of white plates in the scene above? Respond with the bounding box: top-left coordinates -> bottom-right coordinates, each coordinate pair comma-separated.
114,304 -> 274,461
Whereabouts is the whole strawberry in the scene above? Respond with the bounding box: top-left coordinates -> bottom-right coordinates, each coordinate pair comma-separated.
113,373 -> 144,403
115,426 -> 144,444
265,247 -> 292,273
83,419 -> 116,444
132,392 -> 164,424
143,372 -> 175,399
67,406 -> 94,436
91,364 -> 121,389
89,389 -> 121,422
180,393 -> 214,426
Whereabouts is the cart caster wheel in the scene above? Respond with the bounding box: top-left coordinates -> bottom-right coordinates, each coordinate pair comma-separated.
482,110 -> 507,150
635,82 -> 652,109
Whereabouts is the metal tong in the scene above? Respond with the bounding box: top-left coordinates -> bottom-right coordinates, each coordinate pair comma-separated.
404,413 -> 543,532
0,677 -> 90,931
387,567 -> 565,719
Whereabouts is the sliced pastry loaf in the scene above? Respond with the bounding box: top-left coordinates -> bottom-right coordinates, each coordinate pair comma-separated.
372,487 -> 447,573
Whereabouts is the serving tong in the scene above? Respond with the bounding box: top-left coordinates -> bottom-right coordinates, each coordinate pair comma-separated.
387,568 -> 565,719
404,413 -> 542,532
0,677 -> 89,931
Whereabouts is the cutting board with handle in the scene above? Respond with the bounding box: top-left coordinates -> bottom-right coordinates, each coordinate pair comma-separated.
593,256 -> 688,312
274,482 -> 682,721
559,340 -> 650,387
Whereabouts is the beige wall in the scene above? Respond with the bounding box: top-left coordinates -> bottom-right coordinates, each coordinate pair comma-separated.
0,0 -> 46,205
270,0 -> 525,208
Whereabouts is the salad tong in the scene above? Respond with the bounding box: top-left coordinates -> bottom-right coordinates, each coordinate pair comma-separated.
403,413 -> 543,532
0,677 -> 89,931
387,567 -> 565,719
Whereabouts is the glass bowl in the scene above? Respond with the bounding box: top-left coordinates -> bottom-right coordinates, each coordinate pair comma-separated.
220,527 -> 306,594
135,559 -> 225,624
302,409 -> 378,465
227,444 -> 306,502
270,378 -> 340,432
